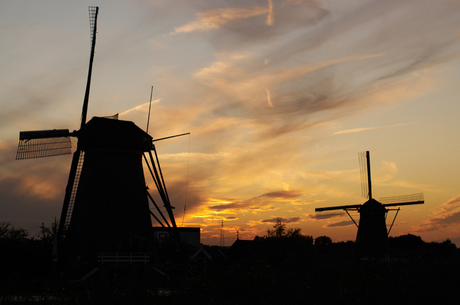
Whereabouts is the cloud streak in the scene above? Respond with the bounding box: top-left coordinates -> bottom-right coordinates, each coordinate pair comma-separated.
261,216 -> 301,224
307,212 -> 345,221
414,195 -> 460,233
208,190 -> 302,212
325,220 -> 355,228
171,5 -> 271,35
334,123 -> 410,135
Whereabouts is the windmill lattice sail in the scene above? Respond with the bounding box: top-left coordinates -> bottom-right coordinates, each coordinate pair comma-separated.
16,129 -> 72,160
380,193 -> 424,207
359,151 -> 369,198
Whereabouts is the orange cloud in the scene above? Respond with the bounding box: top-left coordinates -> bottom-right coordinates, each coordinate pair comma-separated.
442,196 -> 460,212
333,123 -> 410,135
119,99 -> 161,117
208,190 -> 302,212
21,176 -> 62,200
414,195 -> 460,232
172,6 -> 271,34
266,0 -> 275,26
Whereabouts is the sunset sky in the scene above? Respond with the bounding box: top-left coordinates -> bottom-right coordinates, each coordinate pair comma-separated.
2,0 -> 460,246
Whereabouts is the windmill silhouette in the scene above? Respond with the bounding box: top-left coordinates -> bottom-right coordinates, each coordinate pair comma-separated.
315,151 -> 424,257
15,7 -> 182,265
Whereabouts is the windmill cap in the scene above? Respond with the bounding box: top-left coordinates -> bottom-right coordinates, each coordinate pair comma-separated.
79,117 -> 153,152
360,198 -> 386,212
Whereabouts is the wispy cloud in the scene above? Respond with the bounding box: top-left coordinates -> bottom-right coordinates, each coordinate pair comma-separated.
325,220 -> 355,228
442,196 -> 460,212
414,195 -> 460,233
306,212 -> 345,221
265,88 -> 274,108
266,0 -> 275,26
415,212 -> 460,233
334,123 -> 410,135
171,5 -> 271,35
208,190 -> 302,212
192,52 -> 386,142
171,0 -> 277,35
306,211 -> 355,227
261,216 -> 301,223
119,99 -> 161,117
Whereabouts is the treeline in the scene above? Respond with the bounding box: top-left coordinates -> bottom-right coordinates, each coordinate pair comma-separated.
0,222 -> 55,297
230,219 -> 458,262
1,220 -> 459,304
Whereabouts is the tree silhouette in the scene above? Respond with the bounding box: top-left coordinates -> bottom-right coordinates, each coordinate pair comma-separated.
314,236 -> 332,247
266,218 -> 286,238
266,218 -> 308,240
0,222 -> 28,240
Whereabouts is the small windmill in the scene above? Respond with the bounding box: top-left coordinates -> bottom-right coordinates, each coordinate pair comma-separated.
315,151 -> 424,257
16,7 -> 182,265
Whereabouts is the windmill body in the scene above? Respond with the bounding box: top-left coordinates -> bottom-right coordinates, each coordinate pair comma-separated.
65,117 -> 154,258
315,151 -> 424,258
16,8 -> 180,268
356,199 -> 389,256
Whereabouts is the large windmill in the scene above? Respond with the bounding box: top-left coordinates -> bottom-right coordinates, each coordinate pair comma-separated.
315,151 -> 424,257
15,7 -> 180,265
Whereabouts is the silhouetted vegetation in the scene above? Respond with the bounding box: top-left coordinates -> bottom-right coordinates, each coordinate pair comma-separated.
1,221 -> 459,304
314,235 -> 332,246
0,222 -> 29,240
0,223 -> 55,301
265,218 -> 307,240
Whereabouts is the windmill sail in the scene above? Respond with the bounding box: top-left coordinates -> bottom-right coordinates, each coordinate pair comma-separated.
80,6 -> 98,128
380,193 -> 424,207
358,151 -> 372,199
58,7 -> 99,240
58,151 -> 85,235
16,129 -> 72,160
315,204 -> 362,212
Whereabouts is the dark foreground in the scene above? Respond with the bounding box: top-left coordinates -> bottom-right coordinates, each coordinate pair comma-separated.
1,236 -> 459,304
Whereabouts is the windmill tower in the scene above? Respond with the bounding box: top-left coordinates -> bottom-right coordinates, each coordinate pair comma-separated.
315,151 -> 424,257
15,7 -> 180,265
